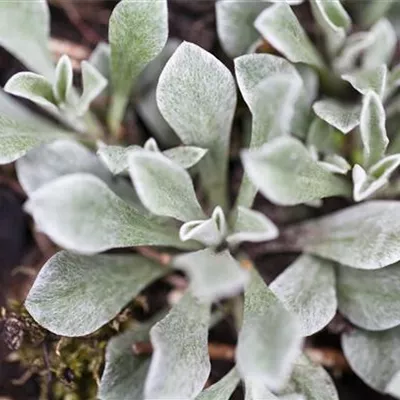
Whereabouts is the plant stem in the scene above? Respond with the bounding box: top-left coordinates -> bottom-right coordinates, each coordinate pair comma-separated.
107,93 -> 128,139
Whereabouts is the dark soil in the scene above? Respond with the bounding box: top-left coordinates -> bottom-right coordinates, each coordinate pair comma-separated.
0,1 -> 394,399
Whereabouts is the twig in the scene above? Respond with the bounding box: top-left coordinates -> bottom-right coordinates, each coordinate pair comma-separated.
305,347 -> 350,373
136,247 -> 172,266
132,341 -> 236,361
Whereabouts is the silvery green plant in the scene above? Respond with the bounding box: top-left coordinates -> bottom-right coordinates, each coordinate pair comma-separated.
1,0 -> 400,398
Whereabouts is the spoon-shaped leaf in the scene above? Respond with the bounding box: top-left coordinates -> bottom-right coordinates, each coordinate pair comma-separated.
26,251 -> 167,336
242,137 -> 351,206
271,255 -> 337,336
145,292 -> 210,399
25,174 -> 188,253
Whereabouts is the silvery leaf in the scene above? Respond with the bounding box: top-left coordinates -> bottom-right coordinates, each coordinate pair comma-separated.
342,326 -> 400,393
363,19 -> 396,69
216,1 -> 267,58
387,371 -> 400,399
255,3 -> 325,69
0,116 -> 68,164
0,0 -> 54,77
242,137 -> 351,206
270,255 -> 337,336
145,292 -> 210,399
108,0 -> 168,133
99,319 -> 157,400
25,251 -> 166,337
163,146 -> 208,169
4,72 -> 58,114
227,206 -> 279,246
282,355 -> 339,400
245,380 -> 279,400
313,99 -> 360,134
196,368 -> 240,400
342,64 -> 387,99
352,164 -> 387,201
157,42 -> 237,209
337,262 -> 400,330
360,91 -> 388,168
180,206 -> 227,247
295,200 -> 400,269
236,268 -> 302,392
25,174 -> 187,254
53,55 -> 73,105
173,248 -> 249,303
129,150 -> 205,222
310,0 -> 351,56
319,154 -> 351,175
76,61 -> 108,115
306,117 -> 343,155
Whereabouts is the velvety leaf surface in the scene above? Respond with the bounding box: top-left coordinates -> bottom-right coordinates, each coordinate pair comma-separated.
129,150 -> 205,222
237,268 -> 302,392
173,249 -> 249,302
242,137 -> 351,206
360,91 -> 388,168
26,251 -> 166,336
255,3 -> 324,69
145,293 -> 210,399
196,368 -> 240,400
227,206 -> 279,246
313,99 -> 360,134
0,116 -> 68,164
342,326 -> 400,393
108,0 -> 168,132
162,146 -> 207,169
99,322 -> 152,400
53,55 -> 73,104
216,1 -> 267,57
283,355 -> 339,400
25,174 -> 187,253
270,255 -> 337,336
0,0 -> 54,77
295,201 -> 400,269
337,263 -> 400,330
157,42 -> 237,208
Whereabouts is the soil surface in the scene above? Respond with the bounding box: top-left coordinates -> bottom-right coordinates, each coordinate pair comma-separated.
0,1 -> 395,399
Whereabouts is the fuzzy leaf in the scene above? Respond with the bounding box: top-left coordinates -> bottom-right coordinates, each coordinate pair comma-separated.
0,116 -> 68,164
26,251 -> 166,337
179,206 -> 227,247
319,154 -> 351,175
271,255 -> 337,336
235,54 -> 303,151
242,137 -> 351,206
352,164 -> 387,201
342,64 -> 387,99
245,380 -> 279,400
310,0 -> 351,55
283,355 -> 339,400
108,0 -> 168,132
360,91 -> 388,168
89,42 -> 111,81
97,144 -> 139,175
25,174 -> 187,254
387,371 -> 400,399
255,4 -> 324,69
157,42 -> 237,207
342,326 -> 400,393
313,99 -> 360,134
237,268 -> 302,392
145,293 -> 210,399
196,368 -> 240,400
173,249 -> 249,302
227,206 -> 279,246
99,321 -> 154,400
0,0 -> 53,77
363,19 -> 396,69
162,146 -> 208,169
306,117 -> 344,155
295,200 -> 400,269
216,1 -> 267,58
338,263 -> 400,330
129,150 -> 205,222
4,72 -> 58,113
76,61 -> 107,115
53,55 -> 73,104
